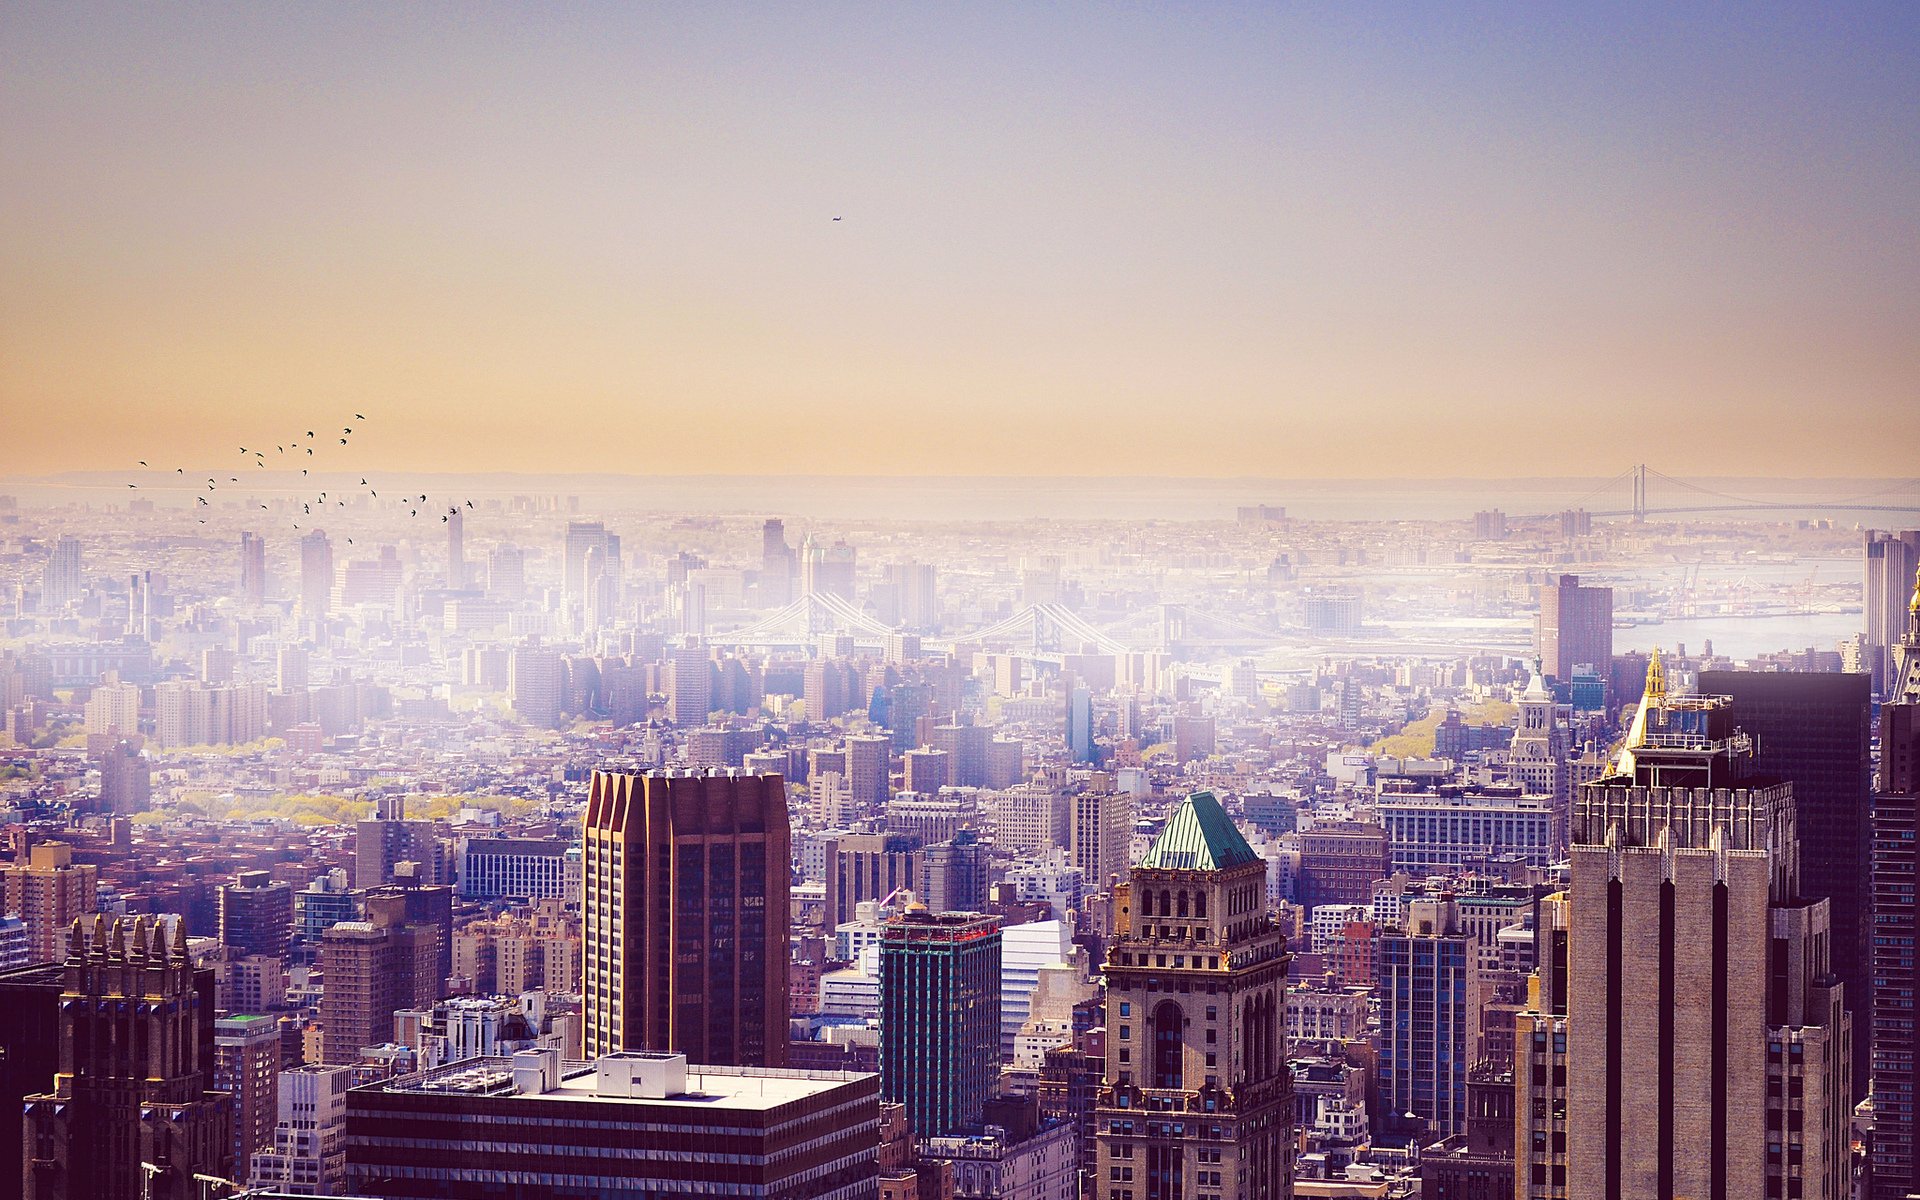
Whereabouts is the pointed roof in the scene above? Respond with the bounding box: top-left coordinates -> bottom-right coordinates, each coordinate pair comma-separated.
1138,791 -> 1259,871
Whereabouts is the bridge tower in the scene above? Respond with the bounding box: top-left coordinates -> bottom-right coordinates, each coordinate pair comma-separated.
1632,463 -> 1648,522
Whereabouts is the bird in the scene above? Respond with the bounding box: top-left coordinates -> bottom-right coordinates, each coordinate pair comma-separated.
306,431 -> 314,438
410,509 -> 417,517
339,439 -> 347,445
302,469 -> 308,476
138,460 -> 147,466
277,446 -> 284,453
303,504 -> 310,514
418,494 -> 426,502
370,490 -> 377,497
343,427 -> 351,434
347,538 -> 353,545
176,468 -> 184,473
360,478 -> 367,485
465,500 -> 473,508
197,497 -> 207,506
833,216 -> 842,221
442,515 -> 448,522
239,447 -> 247,453
127,484 -> 136,489
229,477 -> 237,482
355,412 -> 366,419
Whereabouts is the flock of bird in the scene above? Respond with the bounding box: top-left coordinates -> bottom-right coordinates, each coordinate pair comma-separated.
126,412 -> 476,541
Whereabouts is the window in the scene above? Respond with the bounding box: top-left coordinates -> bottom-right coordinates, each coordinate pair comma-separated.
1153,1001 -> 1184,1089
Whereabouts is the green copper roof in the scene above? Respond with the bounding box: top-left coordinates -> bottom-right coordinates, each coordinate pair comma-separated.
1138,791 -> 1259,871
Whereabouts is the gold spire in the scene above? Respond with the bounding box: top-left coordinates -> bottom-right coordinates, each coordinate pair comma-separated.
1645,647 -> 1666,701
1909,562 -> 1920,620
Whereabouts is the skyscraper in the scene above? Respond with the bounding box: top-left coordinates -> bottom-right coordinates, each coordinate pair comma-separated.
880,908 -> 1001,1136
40,535 -> 81,611
1377,896 -> 1478,1140
3,842 -> 98,964
214,1013 -> 282,1179
1871,566 -> 1920,1197
800,534 -> 857,600
667,640 -> 712,727
24,916 -> 232,1200
1566,659 -> 1850,1200
219,868 -> 294,960
761,517 -> 795,606
1095,791 -> 1294,1200
1866,530 -> 1920,694
239,531 -> 267,605
354,795 -> 443,890
299,529 -> 333,621
446,506 -> 465,588
1698,668 -> 1873,1098
1535,574 -> 1612,695
564,520 -> 621,606
319,895 -> 440,1065
582,769 -> 791,1066
1067,685 -> 1094,764
1070,785 -> 1132,892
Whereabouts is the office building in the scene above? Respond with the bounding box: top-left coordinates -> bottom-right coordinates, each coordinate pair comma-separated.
240,530 -> 268,604
456,835 -> 572,899
356,795 -> 444,890
345,1050 -> 880,1200
918,1095 -> 1077,1200
3,842 -> 98,963
1095,790 -> 1295,1200
509,643 -> 567,728
24,917 -> 232,1200
848,733 -> 893,810
582,770 -> 791,1066
1377,896 -> 1478,1139
921,832 -> 991,914
881,909 -> 1001,1136
95,737 -> 151,815
1072,785 -> 1130,897
299,529 -> 333,620
1872,569 -> 1920,1197
216,1013 -> 283,1177
1699,668 -> 1873,1098
1295,821 -> 1390,911
1514,892 -> 1571,1200
248,1064 -> 353,1196
563,520 -> 621,604
1566,660 -> 1850,1200
933,721 -> 992,788
1419,1068 -> 1516,1200
761,518 -> 796,606
1866,530 -> 1920,693
1375,791 -> 1559,874
83,680 -> 141,736
294,869 -> 360,954
829,832 -> 924,929
220,868 -> 294,960
319,895 -> 442,1065
1535,574 -> 1611,693
0,962 -> 64,1196
1068,685 -> 1094,764
667,640 -> 712,726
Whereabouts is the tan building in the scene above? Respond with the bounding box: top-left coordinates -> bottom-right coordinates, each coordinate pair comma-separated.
3,843 -> 98,963
1072,783 -> 1133,892
1515,893 -> 1570,1200
1566,658 -> 1849,1200
1095,791 -> 1293,1200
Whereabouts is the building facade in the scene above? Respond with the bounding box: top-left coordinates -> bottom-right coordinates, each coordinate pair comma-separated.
582,769 -> 791,1065
881,909 -> 1002,1136
1095,791 -> 1294,1200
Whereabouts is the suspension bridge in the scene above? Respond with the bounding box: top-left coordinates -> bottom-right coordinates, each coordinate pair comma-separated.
1531,465 -> 1920,521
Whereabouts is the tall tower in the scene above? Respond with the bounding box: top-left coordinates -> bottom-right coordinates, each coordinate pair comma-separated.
1865,530 -> 1920,693
239,531 -> 267,605
40,535 -> 82,611
1567,660 -> 1851,1200
1872,565 -> 1920,1197
1535,574 -> 1612,696
879,908 -> 1001,1136
1096,791 -> 1294,1200
446,507 -> 464,588
299,529 -> 333,621
1377,896 -> 1478,1140
24,916 -> 232,1200
581,770 -> 791,1066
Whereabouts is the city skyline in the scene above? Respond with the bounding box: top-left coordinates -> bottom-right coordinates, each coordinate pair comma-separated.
5,4 -> 1918,477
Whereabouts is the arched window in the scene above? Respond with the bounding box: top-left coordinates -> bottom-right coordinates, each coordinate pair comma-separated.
1152,1001 -> 1184,1089
1195,891 -> 1207,919
1177,891 -> 1189,918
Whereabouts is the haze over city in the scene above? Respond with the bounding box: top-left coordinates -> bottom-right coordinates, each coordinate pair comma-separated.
4,6 -> 1920,1200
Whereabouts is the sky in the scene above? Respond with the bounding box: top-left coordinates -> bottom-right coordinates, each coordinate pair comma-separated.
3,3 -> 1917,479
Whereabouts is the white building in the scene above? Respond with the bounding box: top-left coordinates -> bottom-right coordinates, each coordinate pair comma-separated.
999,920 -> 1082,1060
1375,790 -> 1558,874
1005,849 -> 1087,920
248,1064 -> 353,1194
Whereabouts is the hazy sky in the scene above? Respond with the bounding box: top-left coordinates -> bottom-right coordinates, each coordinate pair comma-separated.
4,3 -> 1917,478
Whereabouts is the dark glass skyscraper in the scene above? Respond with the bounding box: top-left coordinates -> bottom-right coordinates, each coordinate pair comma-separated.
1871,570 -> 1920,1198
582,769 -> 791,1066
1698,668 -> 1873,1098
879,908 -> 1001,1137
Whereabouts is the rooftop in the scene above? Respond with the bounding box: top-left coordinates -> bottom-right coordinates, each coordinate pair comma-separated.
1137,791 -> 1259,871
371,1054 -> 872,1112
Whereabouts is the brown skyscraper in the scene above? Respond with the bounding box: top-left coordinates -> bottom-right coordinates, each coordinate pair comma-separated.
582,769 -> 791,1066
1535,573 -> 1612,691
24,916 -> 232,1200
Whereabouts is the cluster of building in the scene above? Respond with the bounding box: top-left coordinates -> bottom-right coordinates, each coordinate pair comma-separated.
1,494 -> 1918,1198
